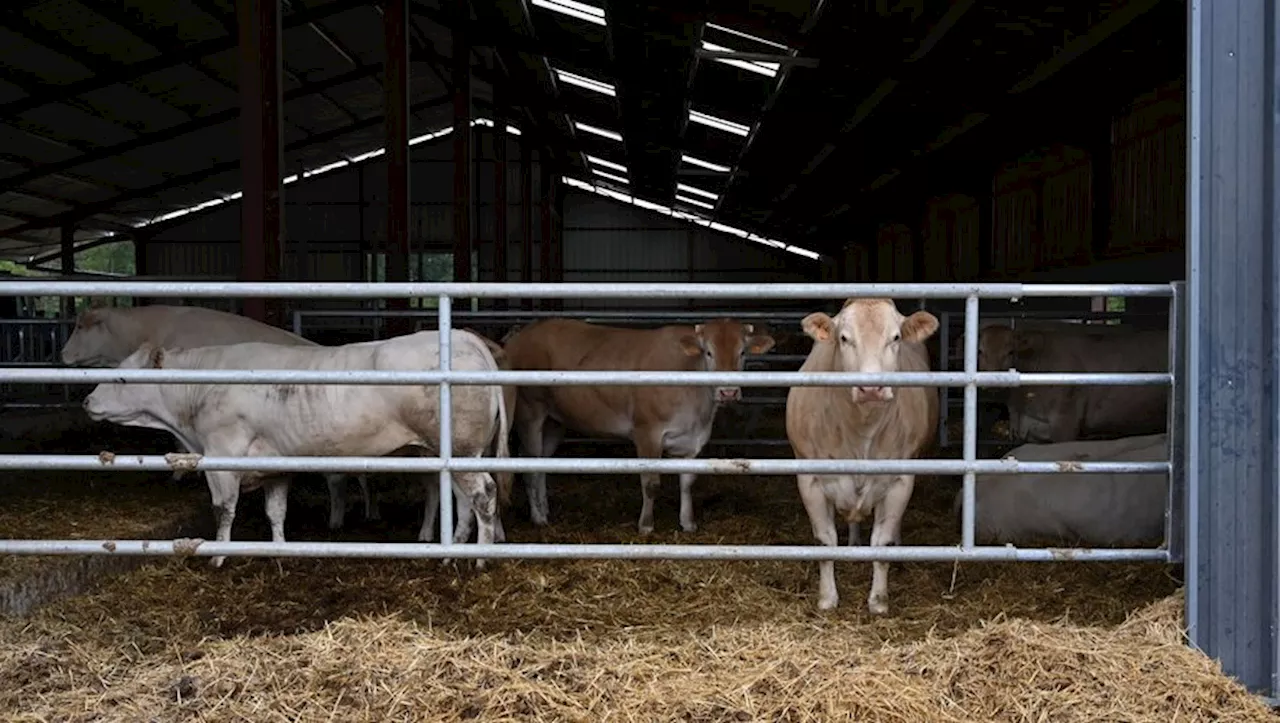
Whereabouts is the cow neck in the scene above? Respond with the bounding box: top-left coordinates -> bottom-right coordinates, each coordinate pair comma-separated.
817,341 -> 899,439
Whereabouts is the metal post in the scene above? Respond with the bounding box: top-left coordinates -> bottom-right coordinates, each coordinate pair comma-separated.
521,144 -> 534,310
236,0 -> 283,325
437,294 -> 455,546
59,223 -> 75,318
451,2 -> 473,287
384,0 -> 412,337
960,294 -> 979,548
1186,0 -> 1280,701
1165,281 -> 1185,564
493,91 -> 509,310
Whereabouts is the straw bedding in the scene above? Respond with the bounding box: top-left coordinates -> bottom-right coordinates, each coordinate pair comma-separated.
0,455 -> 1273,721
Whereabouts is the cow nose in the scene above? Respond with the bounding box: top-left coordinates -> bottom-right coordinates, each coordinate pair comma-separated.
855,386 -> 890,402
715,386 -> 741,403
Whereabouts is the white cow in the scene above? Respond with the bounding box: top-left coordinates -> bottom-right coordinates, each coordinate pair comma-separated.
959,433 -> 1169,545
61,304 -> 376,529
82,329 -> 510,568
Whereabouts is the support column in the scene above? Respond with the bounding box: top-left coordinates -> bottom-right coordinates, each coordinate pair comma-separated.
539,158 -> 553,310
452,1 -> 473,287
493,90 -> 509,310
521,142 -> 534,310
236,0 -> 284,325
59,223 -> 75,318
1186,0 -> 1280,702
384,0 -> 412,336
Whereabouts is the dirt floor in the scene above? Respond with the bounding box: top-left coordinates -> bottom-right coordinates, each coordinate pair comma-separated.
0,411 -> 1270,721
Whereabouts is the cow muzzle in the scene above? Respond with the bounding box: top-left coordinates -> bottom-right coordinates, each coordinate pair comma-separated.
715,386 -> 741,404
853,386 -> 893,403
82,395 -> 104,420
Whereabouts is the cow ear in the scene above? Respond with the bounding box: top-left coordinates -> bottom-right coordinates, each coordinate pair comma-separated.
801,312 -> 834,342
747,333 -> 776,355
742,323 -> 754,334
679,334 -> 703,357
901,311 -> 939,343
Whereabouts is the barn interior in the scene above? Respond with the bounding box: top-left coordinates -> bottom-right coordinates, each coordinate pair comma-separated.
0,1 -> 1261,720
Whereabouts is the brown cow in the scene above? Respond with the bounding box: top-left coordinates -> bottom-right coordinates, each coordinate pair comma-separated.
786,298 -> 940,614
977,323 -> 1168,443
502,318 -> 776,533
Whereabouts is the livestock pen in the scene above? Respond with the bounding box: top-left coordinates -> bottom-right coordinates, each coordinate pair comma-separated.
0,0 -> 1277,720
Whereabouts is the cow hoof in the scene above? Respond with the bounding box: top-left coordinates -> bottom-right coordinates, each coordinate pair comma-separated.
867,596 -> 889,616
473,559 -> 487,571
366,508 -> 381,522
817,596 -> 839,611
209,556 -> 226,569
680,521 -> 698,534
530,515 -> 549,527
637,524 -> 655,536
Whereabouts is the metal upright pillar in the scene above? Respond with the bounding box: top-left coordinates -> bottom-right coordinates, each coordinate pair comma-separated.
493,90 -> 509,310
236,0 -> 284,325
1186,0 -> 1280,703
521,142 -> 535,310
384,0 -> 412,336
452,0 -> 473,287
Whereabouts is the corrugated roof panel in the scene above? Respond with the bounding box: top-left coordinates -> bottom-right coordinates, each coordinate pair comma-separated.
133,64 -> 236,117
112,0 -> 227,46
0,192 -> 74,216
280,24 -> 353,78
286,94 -> 357,135
324,9 -> 385,64
25,175 -> 116,203
0,127 -> 79,164
0,80 -> 28,105
125,126 -> 238,173
0,26 -> 93,84
187,48 -> 242,104
325,76 -> 383,117
31,0 -> 163,64
79,85 -> 192,133
17,104 -> 136,147
69,157 -> 169,189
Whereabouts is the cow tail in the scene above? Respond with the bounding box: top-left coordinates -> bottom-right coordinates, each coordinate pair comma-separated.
492,381 -> 513,508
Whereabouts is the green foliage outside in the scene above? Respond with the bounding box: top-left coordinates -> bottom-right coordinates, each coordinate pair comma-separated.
1,240 -> 135,318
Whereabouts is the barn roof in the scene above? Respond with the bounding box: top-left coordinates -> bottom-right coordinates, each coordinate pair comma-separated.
0,0 -> 1184,262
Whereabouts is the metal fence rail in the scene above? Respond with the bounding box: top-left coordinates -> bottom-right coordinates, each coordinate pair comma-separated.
0,280 -> 1180,564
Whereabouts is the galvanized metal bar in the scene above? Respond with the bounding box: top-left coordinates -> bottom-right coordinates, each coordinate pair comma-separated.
0,281 -> 1176,300
961,294 -> 979,548
0,540 -> 1169,563
0,454 -> 1169,476
437,294 -> 454,547
1166,281 -> 1186,564
290,308 -> 1169,321
1,368 -> 1171,387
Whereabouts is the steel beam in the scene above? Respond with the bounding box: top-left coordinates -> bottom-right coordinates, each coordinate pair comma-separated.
237,0 -> 284,325
384,0 -> 412,336
493,89 -> 509,310
1185,0 -> 1280,702
452,0 -> 473,286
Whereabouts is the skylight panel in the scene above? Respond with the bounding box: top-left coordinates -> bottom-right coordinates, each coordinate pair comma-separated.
676,182 -> 719,201
706,22 -> 791,51
702,40 -> 779,78
681,154 -> 731,173
574,121 -> 623,142
584,154 -> 627,173
562,177 -> 821,260
553,67 -> 617,97
592,169 -> 629,185
531,0 -> 606,26
674,194 -> 715,210
689,109 -> 751,137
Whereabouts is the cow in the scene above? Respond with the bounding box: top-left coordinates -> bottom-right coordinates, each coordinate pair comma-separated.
81,329 -> 509,568
786,298 -> 940,614
501,317 -> 776,534
958,433 -> 1169,546
418,328 -> 519,545
976,323 -> 1169,443
60,304 -> 377,529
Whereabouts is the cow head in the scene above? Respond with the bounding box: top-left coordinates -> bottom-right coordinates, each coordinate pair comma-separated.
977,325 -> 1046,371
82,342 -> 168,427
678,319 -> 776,404
61,307 -> 131,367
802,298 -> 938,404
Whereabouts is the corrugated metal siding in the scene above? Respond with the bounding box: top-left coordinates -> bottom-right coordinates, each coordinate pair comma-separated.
1108,80 -> 1185,256
875,223 -> 913,281
843,242 -> 871,281
922,193 -> 982,281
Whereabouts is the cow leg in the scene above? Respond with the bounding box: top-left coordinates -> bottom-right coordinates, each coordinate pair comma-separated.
797,473 -> 839,610
358,475 -> 380,521
633,426 -> 664,535
848,522 -> 861,546
867,474 -> 915,616
205,470 -> 241,569
516,404 -> 553,526
677,473 -> 698,533
263,477 -> 291,544
326,473 -> 347,530
420,473 -> 439,542
420,473 -> 502,544
454,471 -> 498,570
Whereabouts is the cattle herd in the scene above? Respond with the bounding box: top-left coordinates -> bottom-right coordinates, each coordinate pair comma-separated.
54,299 -> 1173,615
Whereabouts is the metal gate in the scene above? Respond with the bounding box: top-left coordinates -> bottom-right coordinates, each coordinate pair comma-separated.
0,279 -> 1179,565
